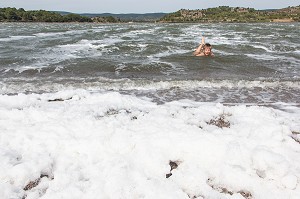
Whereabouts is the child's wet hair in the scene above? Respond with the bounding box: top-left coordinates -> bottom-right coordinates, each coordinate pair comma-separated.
205,43 -> 212,48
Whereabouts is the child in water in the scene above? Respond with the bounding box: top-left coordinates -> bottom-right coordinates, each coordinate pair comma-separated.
193,36 -> 214,57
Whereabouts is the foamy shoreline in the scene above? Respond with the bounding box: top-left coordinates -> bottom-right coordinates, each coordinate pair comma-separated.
1,90 -> 300,198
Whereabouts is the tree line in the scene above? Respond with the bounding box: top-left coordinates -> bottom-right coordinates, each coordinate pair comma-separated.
160,6 -> 300,23
2,6 -> 299,23
0,7 -> 91,22
0,7 -> 162,23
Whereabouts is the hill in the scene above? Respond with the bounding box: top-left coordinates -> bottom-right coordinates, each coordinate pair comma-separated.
80,13 -> 167,22
160,6 -> 300,23
2,6 -> 299,23
0,7 -> 92,22
53,11 -> 166,22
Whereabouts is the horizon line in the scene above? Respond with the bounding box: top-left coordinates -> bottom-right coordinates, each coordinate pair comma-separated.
2,4 -> 299,15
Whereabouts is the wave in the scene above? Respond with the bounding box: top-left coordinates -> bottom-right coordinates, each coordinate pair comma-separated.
0,35 -> 36,42
1,23 -> 299,98
34,29 -> 88,38
1,78 -> 299,95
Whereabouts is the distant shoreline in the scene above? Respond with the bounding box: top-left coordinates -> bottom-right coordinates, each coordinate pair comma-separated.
160,6 -> 300,23
1,6 -> 299,23
1,21 -> 299,24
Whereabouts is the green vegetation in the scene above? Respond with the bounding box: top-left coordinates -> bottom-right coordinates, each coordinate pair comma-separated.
92,16 -> 121,23
0,7 -> 159,23
1,6 -> 299,23
160,6 -> 300,23
82,13 -> 166,22
0,7 -> 92,22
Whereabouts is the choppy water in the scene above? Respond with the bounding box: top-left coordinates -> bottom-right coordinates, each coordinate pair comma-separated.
0,22 -> 299,105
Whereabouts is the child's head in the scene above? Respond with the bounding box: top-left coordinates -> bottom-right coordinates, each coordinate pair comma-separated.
204,43 -> 212,56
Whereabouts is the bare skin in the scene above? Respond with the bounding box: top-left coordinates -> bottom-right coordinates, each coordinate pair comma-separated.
193,36 -> 214,57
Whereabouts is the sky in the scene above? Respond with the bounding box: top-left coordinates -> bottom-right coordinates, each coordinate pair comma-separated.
1,0 -> 300,13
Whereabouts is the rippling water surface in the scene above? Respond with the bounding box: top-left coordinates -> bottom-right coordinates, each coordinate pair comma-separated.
0,22 -> 299,105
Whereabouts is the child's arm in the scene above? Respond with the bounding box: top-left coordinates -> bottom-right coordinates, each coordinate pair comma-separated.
201,36 -> 205,45
193,36 -> 205,55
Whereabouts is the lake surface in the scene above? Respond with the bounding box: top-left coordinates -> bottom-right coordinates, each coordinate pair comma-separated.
1,23 -> 300,199
0,22 -> 299,106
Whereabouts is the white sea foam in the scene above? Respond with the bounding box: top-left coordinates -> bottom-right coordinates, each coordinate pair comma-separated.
1,78 -> 300,95
0,90 -> 299,199
245,53 -> 279,61
252,44 -> 274,52
120,28 -> 155,38
294,50 -> 300,55
57,39 -> 103,57
0,35 -> 36,42
34,32 -> 65,37
212,36 -> 239,45
11,38 -> 121,72
34,30 -> 87,38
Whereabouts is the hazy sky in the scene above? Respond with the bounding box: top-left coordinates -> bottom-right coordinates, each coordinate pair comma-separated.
2,0 -> 300,13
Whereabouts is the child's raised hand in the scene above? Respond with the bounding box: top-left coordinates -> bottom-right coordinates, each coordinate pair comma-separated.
201,36 -> 205,44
